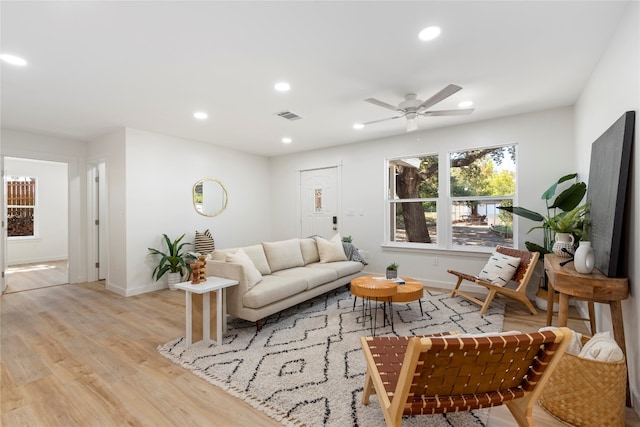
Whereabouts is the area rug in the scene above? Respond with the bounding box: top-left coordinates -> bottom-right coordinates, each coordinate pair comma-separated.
158,287 -> 505,427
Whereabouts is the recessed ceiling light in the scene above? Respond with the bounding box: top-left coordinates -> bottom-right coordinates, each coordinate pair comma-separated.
274,82 -> 291,92
193,111 -> 208,120
353,123 -> 364,130
458,101 -> 473,108
0,53 -> 27,66
418,26 -> 441,42
282,137 -> 292,144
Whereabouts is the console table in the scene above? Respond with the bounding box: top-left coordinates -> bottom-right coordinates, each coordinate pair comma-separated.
544,254 -> 630,406
175,277 -> 239,348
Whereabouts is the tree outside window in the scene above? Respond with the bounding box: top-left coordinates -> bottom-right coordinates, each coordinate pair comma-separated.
7,176 -> 36,238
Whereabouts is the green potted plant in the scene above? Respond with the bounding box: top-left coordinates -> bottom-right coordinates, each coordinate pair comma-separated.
386,262 -> 398,279
148,233 -> 193,290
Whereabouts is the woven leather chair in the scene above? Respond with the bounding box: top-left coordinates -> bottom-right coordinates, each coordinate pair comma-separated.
448,246 -> 540,315
360,328 -> 572,427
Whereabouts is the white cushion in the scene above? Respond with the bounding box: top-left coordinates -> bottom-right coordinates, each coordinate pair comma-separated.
315,234 -> 347,263
478,252 -> 521,286
262,239 -> 305,272
299,238 -> 320,265
226,249 -> 263,289
241,244 -> 272,275
578,331 -> 624,362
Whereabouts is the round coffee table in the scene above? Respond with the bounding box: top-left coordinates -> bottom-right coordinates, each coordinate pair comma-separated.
390,277 -> 424,315
350,276 -> 398,335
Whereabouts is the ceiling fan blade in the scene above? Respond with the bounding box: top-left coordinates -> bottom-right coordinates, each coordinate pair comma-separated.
418,84 -> 462,111
364,98 -> 400,111
362,115 -> 404,125
421,108 -> 475,116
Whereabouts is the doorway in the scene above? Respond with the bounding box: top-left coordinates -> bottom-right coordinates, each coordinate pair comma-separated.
3,157 -> 69,293
299,166 -> 341,238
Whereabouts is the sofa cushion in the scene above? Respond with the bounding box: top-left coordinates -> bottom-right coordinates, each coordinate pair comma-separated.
272,267 -> 338,289
308,260 -> 364,278
299,238 -> 320,265
226,249 -> 263,289
478,251 -> 521,286
315,234 -> 347,263
263,239 -> 305,272
242,275 -> 307,309
242,244 -> 272,275
195,229 -> 215,255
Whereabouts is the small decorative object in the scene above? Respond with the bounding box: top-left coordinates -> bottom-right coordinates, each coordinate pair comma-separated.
553,233 -> 574,258
342,235 -> 352,243
574,241 -> 595,274
190,262 -> 202,284
148,234 -> 193,290
386,262 -> 398,279
198,255 -> 207,282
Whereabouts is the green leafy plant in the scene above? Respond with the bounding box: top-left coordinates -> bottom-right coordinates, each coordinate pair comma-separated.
498,173 -> 587,254
386,262 -> 398,271
342,235 -> 353,243
148,234 -> 193,280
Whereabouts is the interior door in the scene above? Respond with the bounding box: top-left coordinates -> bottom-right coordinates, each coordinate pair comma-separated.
300,166 -> 340,238
1,156 -> 7,293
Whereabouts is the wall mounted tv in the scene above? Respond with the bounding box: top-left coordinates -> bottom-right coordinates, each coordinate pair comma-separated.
585,110 -> 635,277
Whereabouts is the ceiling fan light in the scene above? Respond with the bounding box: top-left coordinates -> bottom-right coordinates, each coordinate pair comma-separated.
406,118 -> 418,132
353,123 -> 364,130
458,100 -> 473,108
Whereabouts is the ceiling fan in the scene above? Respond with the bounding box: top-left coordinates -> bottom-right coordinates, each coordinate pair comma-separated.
362,84 -> 474,132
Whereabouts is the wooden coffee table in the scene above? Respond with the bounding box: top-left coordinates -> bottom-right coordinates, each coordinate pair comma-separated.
350,275 -> 398,335
390,277 -> 424,315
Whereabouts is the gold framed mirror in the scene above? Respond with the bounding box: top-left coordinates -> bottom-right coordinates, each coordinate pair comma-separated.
193,178 -> 228,217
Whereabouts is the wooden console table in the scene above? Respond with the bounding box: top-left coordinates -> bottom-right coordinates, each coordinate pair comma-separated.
544,254 -> 630,406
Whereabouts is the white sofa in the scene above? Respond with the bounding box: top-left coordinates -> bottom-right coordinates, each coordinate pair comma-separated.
206,237 -> 366,329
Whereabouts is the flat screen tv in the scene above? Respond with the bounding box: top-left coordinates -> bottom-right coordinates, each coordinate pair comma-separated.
585,111 -> 635,277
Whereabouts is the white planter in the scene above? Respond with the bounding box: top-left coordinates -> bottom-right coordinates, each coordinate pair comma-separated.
574,241 -> 595,274
167,272 -> 182,290
552,233 -> 574,258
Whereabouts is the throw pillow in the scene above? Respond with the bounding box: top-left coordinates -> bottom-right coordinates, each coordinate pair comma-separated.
195,229 -> 215,255
477,252 -> 521,286
315,234 -> 348,263
262,239 -> 304,272
226,249 -> 262,289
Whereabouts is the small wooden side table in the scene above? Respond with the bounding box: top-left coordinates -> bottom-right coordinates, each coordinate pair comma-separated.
175,277 -> 239,348
544,254 -> 630,406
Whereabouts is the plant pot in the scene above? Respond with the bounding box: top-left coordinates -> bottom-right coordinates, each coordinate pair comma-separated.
167,272 -> 182,290
386,269 -> 397,279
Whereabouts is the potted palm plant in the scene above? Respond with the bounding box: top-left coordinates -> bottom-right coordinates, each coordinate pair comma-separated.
148,234 -> 193,290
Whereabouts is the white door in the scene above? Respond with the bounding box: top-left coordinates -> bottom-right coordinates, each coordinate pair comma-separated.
300,167 -> 340,238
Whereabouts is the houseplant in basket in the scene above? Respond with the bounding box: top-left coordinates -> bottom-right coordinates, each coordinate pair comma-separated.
148,233 -> 193,289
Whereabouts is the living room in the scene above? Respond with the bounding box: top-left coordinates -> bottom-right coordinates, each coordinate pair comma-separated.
2,1 -> 639,425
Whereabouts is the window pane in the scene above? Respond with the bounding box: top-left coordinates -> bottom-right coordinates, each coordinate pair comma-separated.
7,176 -> 36,237
8,207 -> 35,237
451,199 -> 513,247
450,146 -> 515,197
389,155 -> 438,199
392,202 -> 437,244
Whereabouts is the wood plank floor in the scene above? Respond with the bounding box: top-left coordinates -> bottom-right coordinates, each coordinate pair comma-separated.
5,260 -> 69,293
1,281 -> 638,426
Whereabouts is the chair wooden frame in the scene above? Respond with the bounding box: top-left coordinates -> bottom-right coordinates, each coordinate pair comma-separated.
360,328 -> 572,427
449,246 -> 540,315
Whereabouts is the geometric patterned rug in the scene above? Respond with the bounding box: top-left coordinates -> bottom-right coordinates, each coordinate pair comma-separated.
158,286 -> 505,427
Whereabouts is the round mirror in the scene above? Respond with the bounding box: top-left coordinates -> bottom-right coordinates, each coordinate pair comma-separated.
193,178 -> 228,217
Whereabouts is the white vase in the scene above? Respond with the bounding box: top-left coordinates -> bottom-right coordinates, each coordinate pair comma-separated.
552,233 -> 574,258
167,272 -> 182,290
574,241 -> 595,274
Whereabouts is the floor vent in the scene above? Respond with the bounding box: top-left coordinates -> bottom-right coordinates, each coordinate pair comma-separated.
275,110 -> 303,121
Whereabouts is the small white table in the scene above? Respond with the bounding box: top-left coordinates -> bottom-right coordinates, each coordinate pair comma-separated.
175,277 -> 239,348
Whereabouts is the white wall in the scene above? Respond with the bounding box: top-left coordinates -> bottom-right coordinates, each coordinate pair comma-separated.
123,128 -> 272,296
269,107 -> 574,290
1,129 -> 88,283
5,157 -> 68,264
574,0 -> 640,413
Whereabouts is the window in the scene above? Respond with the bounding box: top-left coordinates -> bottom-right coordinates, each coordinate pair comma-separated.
449,145 -> 516,248
387,155 -> 439,244
386,144 -> 517,250
7,176 -> 36,238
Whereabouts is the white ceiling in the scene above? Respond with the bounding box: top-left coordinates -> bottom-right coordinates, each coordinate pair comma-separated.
0,1 -> 630,157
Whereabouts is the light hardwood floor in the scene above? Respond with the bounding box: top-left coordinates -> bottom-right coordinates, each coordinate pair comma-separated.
5,260 -> 69,293
1,281 -> 637,426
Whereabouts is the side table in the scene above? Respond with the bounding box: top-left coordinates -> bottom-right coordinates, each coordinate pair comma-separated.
175,276 -> 239,348
544,254 -> 630,406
